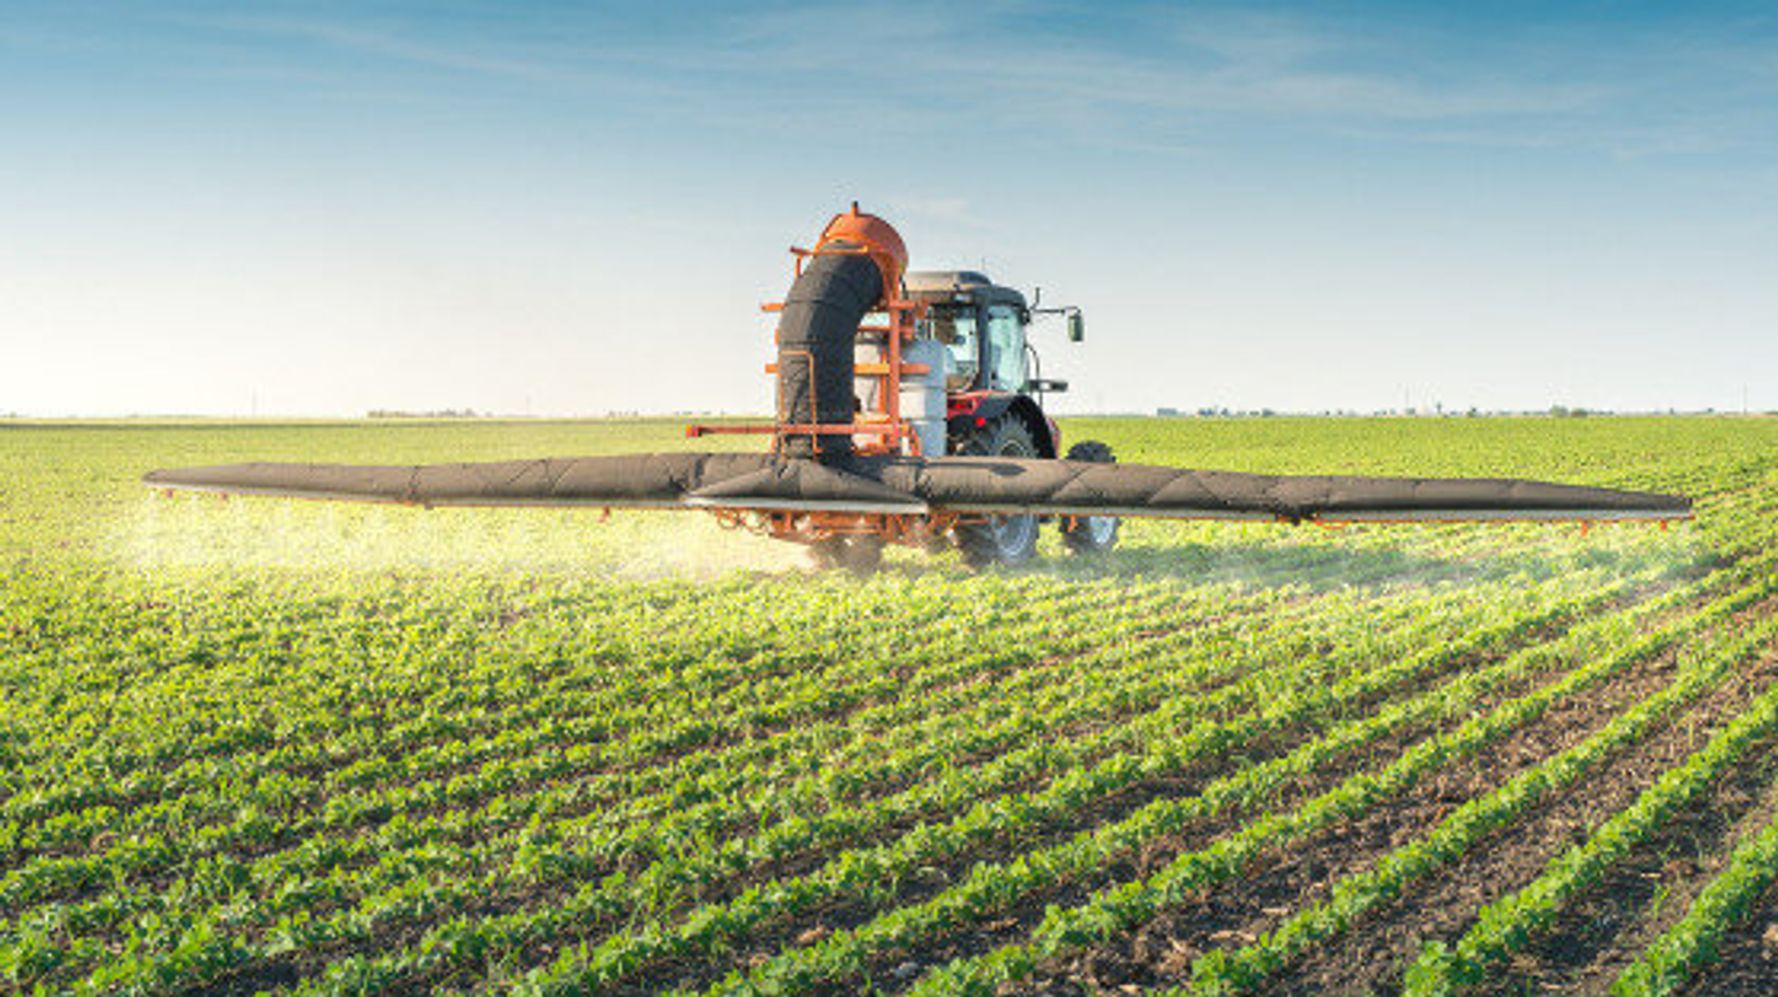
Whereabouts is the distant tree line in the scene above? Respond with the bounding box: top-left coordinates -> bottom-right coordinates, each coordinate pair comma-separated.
366,408 -> 482,419
1148,404 -> 1769,419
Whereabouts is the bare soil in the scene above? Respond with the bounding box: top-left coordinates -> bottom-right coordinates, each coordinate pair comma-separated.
1472,732 -> 1778,994
1679,879 -> 1778,995
1001,610 -> 1775,995
798,610 -> 1592,995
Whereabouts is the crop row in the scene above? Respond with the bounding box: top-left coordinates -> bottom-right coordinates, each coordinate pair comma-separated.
1184,601 -> 1778,994
1,586 -> 1286,950
109,585 -> 1530,991
11,570 -> 1525,989
0,581 -> 1184,865
902,566 -> 1778,996
1,576 -> 1149,818
1401,627 -> 1778,993
414,592 -> 1588,995
9,517 -> 1525,846
546,565 -> 1707,995
1611,779 -> 1778,995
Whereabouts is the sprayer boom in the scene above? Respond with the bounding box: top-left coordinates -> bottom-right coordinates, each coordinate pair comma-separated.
147,204 -> 1693,569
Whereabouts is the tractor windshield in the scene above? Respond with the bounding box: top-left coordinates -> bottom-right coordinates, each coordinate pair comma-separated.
925,306 -> 980,391
985,304 -> 1026,391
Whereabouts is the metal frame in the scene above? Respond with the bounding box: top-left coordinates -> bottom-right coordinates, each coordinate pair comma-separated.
711,508 -> 962,548
685,243 -> 932,459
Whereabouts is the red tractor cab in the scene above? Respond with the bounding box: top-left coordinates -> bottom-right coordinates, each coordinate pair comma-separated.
903,270 -> 1115,564
903,270 -> 1084,457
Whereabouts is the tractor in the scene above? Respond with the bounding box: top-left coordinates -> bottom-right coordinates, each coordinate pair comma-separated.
904,270 -> 1119,567
686,204 -> 1120,571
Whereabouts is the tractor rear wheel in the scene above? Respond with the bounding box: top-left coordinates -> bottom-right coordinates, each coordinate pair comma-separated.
952,416 -> 1040,568
1060,440 -> 1120,555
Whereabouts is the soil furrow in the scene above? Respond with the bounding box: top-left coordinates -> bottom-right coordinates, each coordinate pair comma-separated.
1475,733 -> 1778,993
1258,647 -> 1778,995
1678,878 -> 1778,995
1004,609 -> 1768,995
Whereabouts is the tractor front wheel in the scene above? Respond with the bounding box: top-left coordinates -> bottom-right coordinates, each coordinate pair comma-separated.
1060,440 -> 1120,555
952,416 -> 1040,568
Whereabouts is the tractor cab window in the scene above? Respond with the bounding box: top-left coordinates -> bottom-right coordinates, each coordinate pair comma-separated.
985,304 -> 1026,391
925,306 -> 980,391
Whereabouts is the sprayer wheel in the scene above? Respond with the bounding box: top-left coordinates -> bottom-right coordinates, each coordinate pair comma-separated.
809,536 -> 883,574
953,416 -> 1040,568
1060,440 -> 1121,555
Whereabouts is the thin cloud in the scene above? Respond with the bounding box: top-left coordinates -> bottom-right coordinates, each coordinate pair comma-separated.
194,14 -> 579,84
191,5 -> 1611,122
84,3 -> 1778,160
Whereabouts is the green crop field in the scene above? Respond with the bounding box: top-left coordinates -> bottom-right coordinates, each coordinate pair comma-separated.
5,415 -> 1778,995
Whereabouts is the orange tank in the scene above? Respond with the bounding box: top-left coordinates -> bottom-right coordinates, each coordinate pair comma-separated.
815,202 -> 908,289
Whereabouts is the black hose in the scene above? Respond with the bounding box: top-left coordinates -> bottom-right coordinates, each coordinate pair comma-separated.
774,245 -> 882,461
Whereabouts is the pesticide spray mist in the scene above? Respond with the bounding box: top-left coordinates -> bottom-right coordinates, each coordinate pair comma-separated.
121,493 -> 807,581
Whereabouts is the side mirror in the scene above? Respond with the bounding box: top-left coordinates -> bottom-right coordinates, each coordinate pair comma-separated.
1067,311 -> 1085,343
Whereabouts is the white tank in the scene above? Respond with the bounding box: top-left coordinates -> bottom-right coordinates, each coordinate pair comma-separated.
855,337 -> 951,456
901,337 -> 950,457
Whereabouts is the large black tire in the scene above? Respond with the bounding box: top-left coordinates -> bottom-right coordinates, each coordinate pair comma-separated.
1059,440 -> 1120,555
952,416 -> 1040,568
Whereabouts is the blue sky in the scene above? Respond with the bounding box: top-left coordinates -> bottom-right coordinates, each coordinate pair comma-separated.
3,1 -> 1775,416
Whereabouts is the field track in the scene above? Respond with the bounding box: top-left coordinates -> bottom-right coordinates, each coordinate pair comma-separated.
2,415 -> 1776,995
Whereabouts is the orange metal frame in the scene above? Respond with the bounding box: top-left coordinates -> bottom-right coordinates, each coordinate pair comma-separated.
685,204 -> 946,549
686,204 -> 929,460
712,507 -> 961,547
